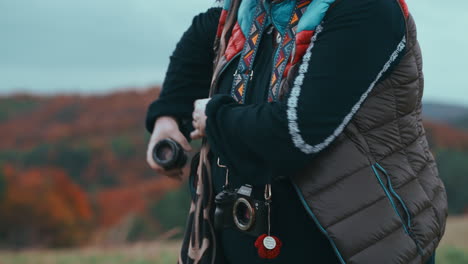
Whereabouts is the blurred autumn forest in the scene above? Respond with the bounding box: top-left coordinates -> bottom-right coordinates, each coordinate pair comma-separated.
0,87 -> 468,249
0,87 -> 189,249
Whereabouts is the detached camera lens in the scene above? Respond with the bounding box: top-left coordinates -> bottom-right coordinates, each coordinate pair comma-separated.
152,139 -> 187,170
155,142 -> 175,161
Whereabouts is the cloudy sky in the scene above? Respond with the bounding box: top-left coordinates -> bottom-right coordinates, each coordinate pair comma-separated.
0,0 -> 467,106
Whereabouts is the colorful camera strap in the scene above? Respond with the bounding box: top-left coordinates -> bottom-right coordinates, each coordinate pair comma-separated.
231,0 -> 311,104
268,0 -> 311,102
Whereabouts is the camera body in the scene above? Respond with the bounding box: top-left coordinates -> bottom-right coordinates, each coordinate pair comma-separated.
214,184 -> 268,237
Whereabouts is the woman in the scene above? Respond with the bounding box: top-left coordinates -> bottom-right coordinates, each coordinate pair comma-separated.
146,0 -> 447,263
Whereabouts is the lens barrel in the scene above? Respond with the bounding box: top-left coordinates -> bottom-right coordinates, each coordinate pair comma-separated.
152,138 -> 187,170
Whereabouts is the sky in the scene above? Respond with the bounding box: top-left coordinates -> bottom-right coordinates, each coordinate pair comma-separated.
0,0 -> 467,106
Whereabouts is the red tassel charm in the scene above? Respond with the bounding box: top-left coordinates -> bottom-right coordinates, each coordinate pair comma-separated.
254,234 -> 282,259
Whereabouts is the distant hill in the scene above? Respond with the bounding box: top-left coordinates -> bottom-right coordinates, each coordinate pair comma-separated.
423,102 -> 468,130
424,121 -> 468,150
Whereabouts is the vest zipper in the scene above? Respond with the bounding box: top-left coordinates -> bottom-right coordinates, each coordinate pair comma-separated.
372,163 -> 424,256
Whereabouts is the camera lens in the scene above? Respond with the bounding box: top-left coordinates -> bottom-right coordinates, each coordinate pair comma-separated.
233,198 -> 255,231
155,142 -> 175,161
152,139 -> 187,170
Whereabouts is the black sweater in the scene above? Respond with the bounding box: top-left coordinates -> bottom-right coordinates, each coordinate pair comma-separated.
146,0 -> 405,263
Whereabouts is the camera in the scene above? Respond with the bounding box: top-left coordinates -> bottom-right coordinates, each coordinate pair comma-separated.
152,138 -> 187,170
214,184 -> 268,237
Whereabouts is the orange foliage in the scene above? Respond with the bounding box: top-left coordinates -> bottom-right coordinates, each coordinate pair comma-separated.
0,87 -> 190,243
0,166 -> 93,247
424,121 -> 468,150
96,177 -> 181,227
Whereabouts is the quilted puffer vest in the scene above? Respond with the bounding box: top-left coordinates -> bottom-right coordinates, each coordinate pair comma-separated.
209,1 -> 448,263
291,12 -> 448,264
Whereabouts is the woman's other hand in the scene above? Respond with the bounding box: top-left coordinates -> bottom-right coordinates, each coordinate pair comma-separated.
191,98 -> 210,140
146,116 -> 192,179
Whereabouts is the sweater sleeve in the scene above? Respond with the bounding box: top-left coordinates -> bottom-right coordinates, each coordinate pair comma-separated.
205,0 -> 406,179
145,7 -> 221,137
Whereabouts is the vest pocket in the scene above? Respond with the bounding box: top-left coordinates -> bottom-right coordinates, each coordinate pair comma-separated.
372,162 -> 424,256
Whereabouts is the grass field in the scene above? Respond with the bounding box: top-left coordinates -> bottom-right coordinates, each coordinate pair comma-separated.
0,241 -> 180,264
0,216 -> 467,264
436,215 -> 468,263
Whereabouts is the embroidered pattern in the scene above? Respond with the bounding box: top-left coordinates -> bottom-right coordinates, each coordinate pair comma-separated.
287,25 -> 407,154
231,0 -> 311,104
231,3 -> 268,103
268,0 -> 311,102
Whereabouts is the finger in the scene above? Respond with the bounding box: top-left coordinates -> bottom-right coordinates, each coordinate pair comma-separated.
194,99 -> 202,108
148,152 -> 182,177
148,153 -> 182,176
147,159 -> 165,174
197,117 -> 206,135
192,120 -> 199,130
190,130 -> 203,140
146,146 -> 159,169
192,111 -> 200,121
190,130 -> 198,140
171,131 -> 193,152
199,128 -> 206,137
147,154 -> 167,174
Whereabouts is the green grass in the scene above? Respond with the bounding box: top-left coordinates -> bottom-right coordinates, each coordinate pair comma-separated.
0,252 -> 177,264
435,215 -> 468,263
1,245 -> 468,264
436,246 -> 468,264
3,244 -> 468,264
0,242 -> 179,264
1,216 -> 468,263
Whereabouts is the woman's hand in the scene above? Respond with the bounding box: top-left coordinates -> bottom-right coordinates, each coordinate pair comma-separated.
146,116 -> 192,179
191,98 -> 211,140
